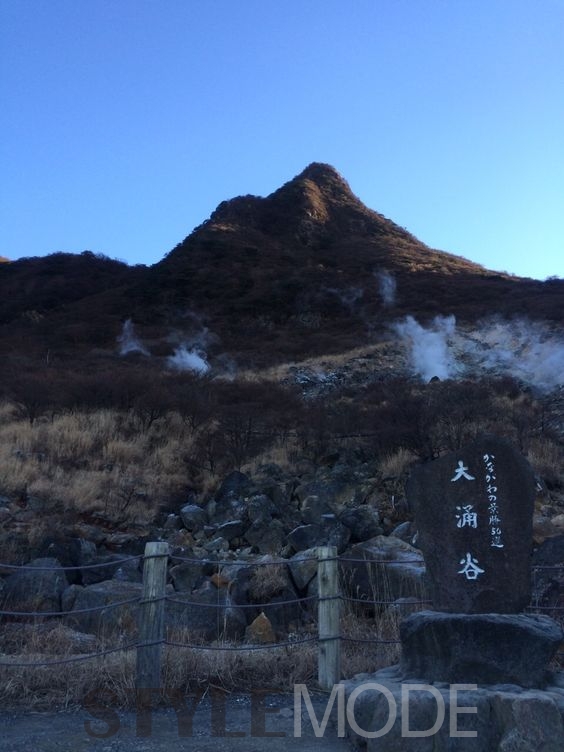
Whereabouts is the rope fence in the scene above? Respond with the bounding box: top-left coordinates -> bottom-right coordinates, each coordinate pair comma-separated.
0,544 -> 562,686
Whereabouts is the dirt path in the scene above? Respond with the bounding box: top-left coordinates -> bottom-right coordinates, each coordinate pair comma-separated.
0,691 -> 354,751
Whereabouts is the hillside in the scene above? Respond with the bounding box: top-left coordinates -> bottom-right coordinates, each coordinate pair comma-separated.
0,163 -> 562,367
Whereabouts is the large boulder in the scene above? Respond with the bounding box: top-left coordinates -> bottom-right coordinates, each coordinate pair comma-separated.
287,519 -> 350,553
244,519 -> 286,553
3,557 -> 68,614
340,505 -> 383,543
169,560 -> 205,593
81,553 -> 140,586
66,579 -> 143,635
166,583 -> 246,641
340,535 -> 427,608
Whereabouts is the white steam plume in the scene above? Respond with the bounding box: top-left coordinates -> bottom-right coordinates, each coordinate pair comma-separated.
167,346 -> 210,375
458,318 -> 564,393
117,319 -> 149,356
376,270 -> 397,307
394,314 -> 564,392
393,315 -> 457,381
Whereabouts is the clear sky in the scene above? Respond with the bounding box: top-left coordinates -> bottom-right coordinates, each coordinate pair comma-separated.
1,0 -> 563,279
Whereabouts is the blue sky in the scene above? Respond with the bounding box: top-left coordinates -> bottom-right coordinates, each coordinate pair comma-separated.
1,0 -> 563,279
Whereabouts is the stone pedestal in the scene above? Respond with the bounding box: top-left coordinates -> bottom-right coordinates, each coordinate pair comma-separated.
342,666 -> 564,752
400,611 -> 563,689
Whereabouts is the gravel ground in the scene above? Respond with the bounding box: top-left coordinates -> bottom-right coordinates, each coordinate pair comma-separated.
0,691 -> 354,752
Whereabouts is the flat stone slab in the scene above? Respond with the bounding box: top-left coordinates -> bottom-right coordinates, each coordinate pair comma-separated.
406,435 -> 536,613
400,611 -> 564,688
342,666 -> 564,751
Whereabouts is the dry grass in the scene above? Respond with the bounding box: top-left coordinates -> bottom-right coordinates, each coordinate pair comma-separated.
0,407 -> 198,525
527,438 -> 564,487
0,592 -> 409,709
378,448 -> 417,479
248,561 -> 289,601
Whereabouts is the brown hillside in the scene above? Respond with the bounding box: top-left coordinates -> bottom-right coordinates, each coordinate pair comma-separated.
0,163 -> 562,365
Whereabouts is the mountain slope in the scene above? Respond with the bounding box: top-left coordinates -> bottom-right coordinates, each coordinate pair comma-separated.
0,163 -> 562,365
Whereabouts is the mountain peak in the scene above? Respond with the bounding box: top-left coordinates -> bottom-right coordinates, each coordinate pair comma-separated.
296,162 -> 347,184
281,162 -> 356,202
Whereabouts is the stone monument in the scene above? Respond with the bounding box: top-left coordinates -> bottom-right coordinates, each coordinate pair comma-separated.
342,436 -> 564,750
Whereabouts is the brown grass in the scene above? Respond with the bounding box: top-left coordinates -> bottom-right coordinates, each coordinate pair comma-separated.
0,407 -> 196,525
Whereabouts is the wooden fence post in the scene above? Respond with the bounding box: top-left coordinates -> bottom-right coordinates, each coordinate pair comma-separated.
136,541 -> 169,696
317,545 -> 340,690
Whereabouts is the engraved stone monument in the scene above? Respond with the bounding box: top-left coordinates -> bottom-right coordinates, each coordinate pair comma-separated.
406,434 -> 536,613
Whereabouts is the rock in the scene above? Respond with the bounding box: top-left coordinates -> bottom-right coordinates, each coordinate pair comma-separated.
342,668 -> 564,751
261,585 -> 304,634
340,535 -> 427,608
300,495 -> 333,524
325,518 -> 351,553
166,584 -> 246,641
245,612 -> 276,643
532,534 -> 564,611
203,536 -> 229,553
179,503 -> 207,532
389,521 -> 415,544
216,520 -> 248,542
215,471 -> 253,504
246,494 -> 277,524
61,583 -> 83,613
407,436 -> 536,613
287,520 -> 350,553
170,561 -> 204,592
340,505 -> 383,543
111,557 -> 142,583
163,513 -> 183,531
103,533 -> 146,554
35,537 -> 96,585
400,611 -> 564,688
287,524 -> 324,552
288,548 -> 318,591
244,519 -> 286,553
81,553 -> 137,586
533,513 -> 562,544
66,579 -> 143,634
217,562 -> 255,613
3,557 -> 68,613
